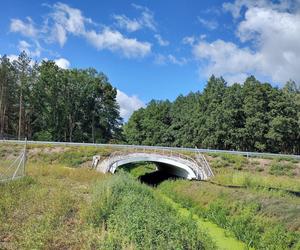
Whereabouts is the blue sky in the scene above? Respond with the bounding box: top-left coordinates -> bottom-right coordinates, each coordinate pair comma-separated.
1,0 -> 300,119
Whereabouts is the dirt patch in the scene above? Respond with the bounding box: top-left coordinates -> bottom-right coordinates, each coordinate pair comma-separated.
28,146 -> 70,156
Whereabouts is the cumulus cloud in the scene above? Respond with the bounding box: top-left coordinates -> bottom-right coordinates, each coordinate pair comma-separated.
192,0 -> 300,84
85,28 -> 151,58
54,58 -> 70,69
193,39 -> 260,82
10,17 -> 38,38
154,34 -> 169,46
116,89 -> 145,120
10,3 -> 152,58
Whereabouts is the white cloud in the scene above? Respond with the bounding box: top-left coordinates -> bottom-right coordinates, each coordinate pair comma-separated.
132,4 -> 156,31
54,58 -> 70,69
113,4 -> 156,32
51,23 -> 67,47
223,0 -> 298,19
155,54 -> 187,66
9,3 -> 152,58
10,17 -> 38,38
51,2 -> 86,35
182,35 -> 207,46
18,40 -> 41,57
193,39 -> 260,83
154,34 -> 169,46
192,1 -> 300,84
85,28 -> 151,58
182,36 -> 196,45
116,89 -> 145,120
48,3 -> 152,57
113,14 -> 141,32
7,54 -> 19,62
198,17 -> 218,30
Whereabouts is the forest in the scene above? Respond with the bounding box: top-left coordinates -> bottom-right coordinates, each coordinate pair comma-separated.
1,52 -> 300,154
0,52 -> 122,143
124,76 -> 300,154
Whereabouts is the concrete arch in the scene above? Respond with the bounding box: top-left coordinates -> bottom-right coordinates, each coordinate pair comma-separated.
97,152 -> 209,180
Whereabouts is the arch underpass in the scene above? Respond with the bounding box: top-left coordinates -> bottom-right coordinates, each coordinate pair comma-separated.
96,151 -> 213,180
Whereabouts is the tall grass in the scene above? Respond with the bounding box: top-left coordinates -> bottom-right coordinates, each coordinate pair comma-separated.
158,180 -> 300,249
85,172 -> 215,249
0,164 -> 109,249
212,170 -> 300,192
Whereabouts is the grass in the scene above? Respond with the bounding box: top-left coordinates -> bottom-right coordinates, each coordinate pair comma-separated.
85,172 -> 215,249
118,162 -> 157,178
269,161 -> 295,176
208,153 -> 249,170
0,163 -> 109,249
0,162 -> 216,249
212,170 -> 300,192
157,192 -> 250,250
1,143 -> 300,249
158,179 -> 300,249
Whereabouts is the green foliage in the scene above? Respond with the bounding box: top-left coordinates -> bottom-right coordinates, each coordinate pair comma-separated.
124,75 -> 300,154
210,153 -> 248,170
0,53 -> 122,142
118,162 -> 157,178
269,161 -> 295,176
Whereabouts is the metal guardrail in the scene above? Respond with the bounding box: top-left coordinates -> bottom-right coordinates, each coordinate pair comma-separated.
1,139 -> 299,160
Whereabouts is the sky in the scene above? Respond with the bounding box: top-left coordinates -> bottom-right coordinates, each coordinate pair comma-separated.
1,0 -> 300,120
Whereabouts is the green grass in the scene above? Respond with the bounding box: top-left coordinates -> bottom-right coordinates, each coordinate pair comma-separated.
158,180 -> 300,249
157,192 -> 250,250
1,143 -> 300,249
212,170 -> 300,192
118,162 -> 157,178
1,163 -> 216,249
0,163 -> 109,249
208,153 -> 249,170
84,172 -> 215,249
269,160 -> 295,176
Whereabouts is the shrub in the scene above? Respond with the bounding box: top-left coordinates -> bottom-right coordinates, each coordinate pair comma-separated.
269,161 -> 295,176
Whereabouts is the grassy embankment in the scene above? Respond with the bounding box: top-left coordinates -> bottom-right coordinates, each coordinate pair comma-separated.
1,144 -> 300,249
158,153 -> 300,250
0,144 -> 216,249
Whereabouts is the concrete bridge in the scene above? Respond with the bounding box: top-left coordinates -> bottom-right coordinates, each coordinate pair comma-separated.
96,149 -> 214,180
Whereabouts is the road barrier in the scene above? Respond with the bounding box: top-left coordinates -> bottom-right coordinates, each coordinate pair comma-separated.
1,139 -> 299,160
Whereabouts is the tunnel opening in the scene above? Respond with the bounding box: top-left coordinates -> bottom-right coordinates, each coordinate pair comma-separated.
117,161 -> 182,186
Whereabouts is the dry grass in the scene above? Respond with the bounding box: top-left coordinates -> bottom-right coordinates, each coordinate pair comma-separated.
0,163 -> 109,249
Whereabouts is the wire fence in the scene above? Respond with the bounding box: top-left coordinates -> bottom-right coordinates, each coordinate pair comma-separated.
0,138 -> 27,183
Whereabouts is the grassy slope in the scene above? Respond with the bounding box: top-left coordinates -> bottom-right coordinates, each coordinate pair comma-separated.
158,153 -> 300,249
0,164 -> 109,249
1,144 -> 300,249
0,144 -> 216,249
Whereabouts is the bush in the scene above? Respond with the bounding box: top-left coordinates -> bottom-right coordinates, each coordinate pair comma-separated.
269,161 -> 295,176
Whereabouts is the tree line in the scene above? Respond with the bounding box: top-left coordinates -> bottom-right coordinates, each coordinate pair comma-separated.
1,52 -> 299,154
124,76 -> 300,154
0,52 -> 122,142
